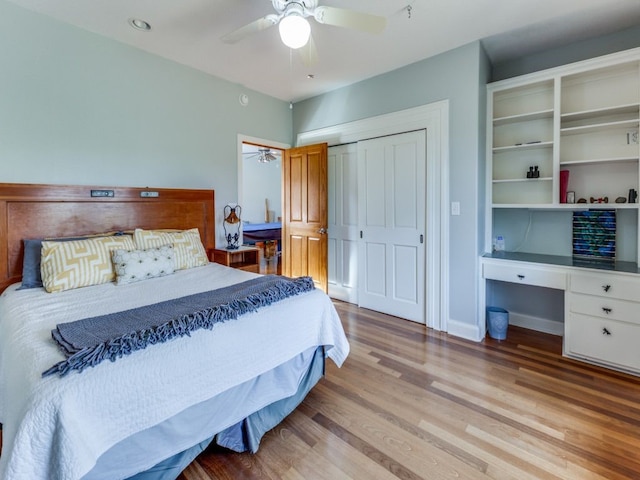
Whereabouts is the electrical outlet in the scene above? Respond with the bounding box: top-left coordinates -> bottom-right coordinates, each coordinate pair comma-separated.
451,201 -> 460,216
627,130 -> 639,145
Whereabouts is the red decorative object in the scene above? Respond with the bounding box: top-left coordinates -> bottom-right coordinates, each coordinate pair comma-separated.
560,170 -> 570,203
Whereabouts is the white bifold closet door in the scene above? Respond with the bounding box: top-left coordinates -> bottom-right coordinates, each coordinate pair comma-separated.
357,130 -> 426,323
327,143 -> 359,303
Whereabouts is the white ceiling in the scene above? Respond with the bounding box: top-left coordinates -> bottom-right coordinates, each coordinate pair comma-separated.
7,0 -> 640,102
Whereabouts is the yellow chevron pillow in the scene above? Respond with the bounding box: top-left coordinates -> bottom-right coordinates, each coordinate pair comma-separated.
41,235 -> 135,293
133,228 -> 208,270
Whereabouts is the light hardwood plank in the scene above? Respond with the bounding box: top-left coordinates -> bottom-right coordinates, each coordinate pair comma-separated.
177,300 -> 640,480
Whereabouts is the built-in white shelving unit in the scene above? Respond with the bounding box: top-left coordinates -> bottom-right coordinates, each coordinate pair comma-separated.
490,79 -> 555,206
486,48 -> 640,263
482,49 -> 640,374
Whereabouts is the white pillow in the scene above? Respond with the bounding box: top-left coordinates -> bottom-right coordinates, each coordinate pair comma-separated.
112,244 -> 175,285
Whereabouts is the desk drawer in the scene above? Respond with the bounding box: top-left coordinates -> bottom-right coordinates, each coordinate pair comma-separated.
565,313 -> 640,373
568,293 -> 640,324
483,262 -> 566,290
570,272 -> 640,302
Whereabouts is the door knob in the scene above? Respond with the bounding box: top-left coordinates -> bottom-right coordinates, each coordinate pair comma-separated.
318,228 -> 327,235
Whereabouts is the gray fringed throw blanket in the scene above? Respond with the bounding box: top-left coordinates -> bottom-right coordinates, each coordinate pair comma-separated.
43,275 -> 315,377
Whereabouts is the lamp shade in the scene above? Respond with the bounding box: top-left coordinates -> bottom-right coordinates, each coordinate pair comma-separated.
279,14 -> 311,49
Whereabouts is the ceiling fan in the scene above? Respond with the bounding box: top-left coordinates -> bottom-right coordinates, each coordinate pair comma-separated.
221,0 -> 386,50
244,148 -> 280,163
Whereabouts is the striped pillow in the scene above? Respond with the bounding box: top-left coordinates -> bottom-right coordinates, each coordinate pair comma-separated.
133,228 -> 208,270
41,235 -> 135,293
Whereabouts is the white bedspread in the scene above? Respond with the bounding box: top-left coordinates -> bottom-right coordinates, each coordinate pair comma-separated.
0,264 -> 349,480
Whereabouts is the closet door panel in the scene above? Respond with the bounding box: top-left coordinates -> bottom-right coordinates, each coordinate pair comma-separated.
327,144 -> 358,303
358,130 -> 426,323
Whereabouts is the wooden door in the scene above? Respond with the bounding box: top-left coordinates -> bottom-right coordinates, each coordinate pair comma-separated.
282,143 -> 329,292
357,130 -> 426,323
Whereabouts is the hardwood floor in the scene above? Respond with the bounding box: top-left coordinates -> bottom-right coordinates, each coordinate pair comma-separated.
181,300 -> 640,480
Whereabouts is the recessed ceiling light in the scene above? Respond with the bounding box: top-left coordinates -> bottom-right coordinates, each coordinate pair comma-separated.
129,18 -> 151,32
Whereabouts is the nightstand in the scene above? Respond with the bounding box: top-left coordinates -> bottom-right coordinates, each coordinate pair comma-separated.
212,246 -> 260,273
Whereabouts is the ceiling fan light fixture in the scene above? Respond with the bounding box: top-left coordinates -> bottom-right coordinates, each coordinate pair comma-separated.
256,148 -> 278,163
279,14 -> 311,49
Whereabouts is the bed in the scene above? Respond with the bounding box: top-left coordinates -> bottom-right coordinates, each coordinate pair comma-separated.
0,183 -> 349,480
242,222 -> 281,244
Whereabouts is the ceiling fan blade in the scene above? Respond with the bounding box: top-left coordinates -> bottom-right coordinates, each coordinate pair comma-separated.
221,14 -> 279,44
298,33 -> 319,67
313,6 -> 386,34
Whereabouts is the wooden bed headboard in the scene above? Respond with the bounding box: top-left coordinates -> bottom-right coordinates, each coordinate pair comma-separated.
0,183 -> 215,293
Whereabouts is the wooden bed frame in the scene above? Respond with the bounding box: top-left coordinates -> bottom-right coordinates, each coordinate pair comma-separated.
0,183 -> 215,293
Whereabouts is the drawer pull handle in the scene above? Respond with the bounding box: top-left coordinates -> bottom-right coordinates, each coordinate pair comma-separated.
602,327 -> 611,336
602,284 -> 611,292
517,274 -> 525,280
602,307 -> 612,314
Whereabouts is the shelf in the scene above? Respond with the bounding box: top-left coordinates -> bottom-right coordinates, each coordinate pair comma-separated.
488,52 -> 640,266
561,103 -> 639,122
212,246 -> 260,273
492,177 -> 553,184
493,109 -> 554,126
493,80 -> 554,119
493,141 -> 553,153
492,203 -> 639,210
556,203 -> 639,210
492,203 -> 553,209
561,119 -> 639,136
560,157 -> 639,166
229,261 -> 257,269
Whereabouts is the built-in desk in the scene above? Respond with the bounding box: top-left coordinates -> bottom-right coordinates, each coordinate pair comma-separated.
483,251 -> 640,274
480,252 -> 640,375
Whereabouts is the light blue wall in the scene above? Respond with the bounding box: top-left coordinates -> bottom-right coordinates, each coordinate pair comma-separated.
491,25 -> 640,81
293,42 -> 491,330
493,209 -> 638,262
0,0 -> 292,245
242,157 -> 282,224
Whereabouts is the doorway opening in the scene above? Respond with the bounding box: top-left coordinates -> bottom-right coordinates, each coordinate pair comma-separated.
240,141 -> 285,275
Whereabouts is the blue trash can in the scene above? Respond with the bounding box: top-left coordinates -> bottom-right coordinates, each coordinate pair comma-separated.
486,306 -> 509,340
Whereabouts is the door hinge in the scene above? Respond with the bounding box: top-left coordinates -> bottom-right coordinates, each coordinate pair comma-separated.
360,230 -> 363,239
420,234 -> 424,244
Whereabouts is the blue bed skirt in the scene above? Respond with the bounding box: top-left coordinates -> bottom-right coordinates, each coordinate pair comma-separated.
118,346 -> 325,480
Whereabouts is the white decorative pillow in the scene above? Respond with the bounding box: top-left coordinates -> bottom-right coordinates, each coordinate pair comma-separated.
133,228 -> 208,270
41,235 -> 136,293
111,244 -> 175,285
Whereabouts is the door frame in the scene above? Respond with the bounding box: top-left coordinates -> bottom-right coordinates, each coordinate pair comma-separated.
236,135 -> 290,268
237,134 -> 290,217
296,101 -> 449,332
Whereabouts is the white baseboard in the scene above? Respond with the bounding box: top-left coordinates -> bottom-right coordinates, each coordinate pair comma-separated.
447,313 -> 563,342
508,312 -> 564,336
447,318 -> 483,342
